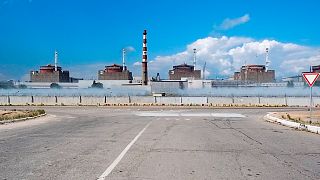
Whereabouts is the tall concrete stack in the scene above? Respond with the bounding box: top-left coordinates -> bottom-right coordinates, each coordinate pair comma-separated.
142,30 -> 148,85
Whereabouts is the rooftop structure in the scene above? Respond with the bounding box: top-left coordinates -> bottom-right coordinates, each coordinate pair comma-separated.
312,65 -> 320,73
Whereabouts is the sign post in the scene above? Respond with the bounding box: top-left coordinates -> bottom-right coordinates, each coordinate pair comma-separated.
302,73 -> 319,122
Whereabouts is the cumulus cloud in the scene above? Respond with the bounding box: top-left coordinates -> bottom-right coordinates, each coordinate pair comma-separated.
147,36 -> 320,79
217,14 -> 250,30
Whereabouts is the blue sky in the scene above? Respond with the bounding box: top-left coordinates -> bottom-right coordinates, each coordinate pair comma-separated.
0,0 -> 320,80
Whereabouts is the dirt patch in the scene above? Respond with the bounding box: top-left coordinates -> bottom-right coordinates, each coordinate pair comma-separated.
273,110 -> 320,126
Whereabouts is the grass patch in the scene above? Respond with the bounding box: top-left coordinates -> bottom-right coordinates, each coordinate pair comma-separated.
0,109 -> 45,122
280,112 -> 320,127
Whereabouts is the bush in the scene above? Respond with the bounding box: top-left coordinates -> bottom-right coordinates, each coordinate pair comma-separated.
0,109 -> 46,121
18,84 -> 27,89
91,80 -> 103,89
50,83 -> 61,89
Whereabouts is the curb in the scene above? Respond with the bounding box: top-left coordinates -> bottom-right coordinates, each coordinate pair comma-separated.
264,113 -> 320,134
0,113 -> 47,125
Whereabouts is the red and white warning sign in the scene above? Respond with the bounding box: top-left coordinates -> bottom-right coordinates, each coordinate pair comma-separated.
302,72 -> 319,87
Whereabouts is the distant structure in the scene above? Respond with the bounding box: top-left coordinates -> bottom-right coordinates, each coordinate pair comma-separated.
141,30 -> 148,85
202,61 -> 207,80
234,65 -> 275,83
30,51 -> 71,83
98,49 -> 133,80
312,65 -> 320,73
312,65 -> 320,84
265,48 -> 271,72
98,64 -> 133,80
193,48 -> 197,69
168,48 -> 201,80
169,63 -> 201,80
234,48 -> 275,83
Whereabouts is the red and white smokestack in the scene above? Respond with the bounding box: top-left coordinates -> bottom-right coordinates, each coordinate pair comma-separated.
142,30 -> 148,85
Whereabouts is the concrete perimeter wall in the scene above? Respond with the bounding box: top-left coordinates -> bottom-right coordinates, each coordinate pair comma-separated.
106,97 -> 130,104
81,96 -> 105,106
0,95 -> 318,107
155,97 -> 182,105
0,96 -> 8,105
33,96 -> 57,106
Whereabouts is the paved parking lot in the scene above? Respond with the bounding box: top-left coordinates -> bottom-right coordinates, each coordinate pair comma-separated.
0,107 -> 319,180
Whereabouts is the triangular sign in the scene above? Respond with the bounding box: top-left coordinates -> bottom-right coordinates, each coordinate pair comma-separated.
302,73 -> 319,87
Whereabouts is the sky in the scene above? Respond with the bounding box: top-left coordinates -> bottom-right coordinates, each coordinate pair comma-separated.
0,0 -> 320,81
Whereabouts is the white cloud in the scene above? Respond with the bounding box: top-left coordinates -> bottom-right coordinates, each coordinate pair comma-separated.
133,61 -> 141,66
217,14 -> 250,30
125,46 -> 135,52
148,36 -> 320,79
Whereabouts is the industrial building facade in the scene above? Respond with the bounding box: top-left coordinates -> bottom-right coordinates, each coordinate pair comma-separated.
98,64 -> 133,80
30,65 -> 70,83
169,64 -> 201,80
312,65 -> 320,73
234,65 -> 275,83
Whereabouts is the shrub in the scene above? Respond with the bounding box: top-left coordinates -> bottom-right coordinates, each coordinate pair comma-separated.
91,80 -> 103,89
50,83 -> 61,89
0,109 -> 45,122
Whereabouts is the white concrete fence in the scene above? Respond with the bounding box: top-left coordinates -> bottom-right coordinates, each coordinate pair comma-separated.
0,96 -> 319,106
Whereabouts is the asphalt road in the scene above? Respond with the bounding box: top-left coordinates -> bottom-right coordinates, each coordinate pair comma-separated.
0,107 -> 319,180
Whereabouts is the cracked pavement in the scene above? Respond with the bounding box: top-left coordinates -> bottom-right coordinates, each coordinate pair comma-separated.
0,107 -> 319,180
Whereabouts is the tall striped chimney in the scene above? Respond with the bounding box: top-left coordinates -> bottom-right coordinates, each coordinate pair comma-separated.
142,30 -> 148,85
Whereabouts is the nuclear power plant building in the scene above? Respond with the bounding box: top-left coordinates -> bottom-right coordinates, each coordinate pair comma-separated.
312,65 -> 320,73
169,63 -> 201,80
98,64 -> 133,80
30,51 -> 72,83
234,65 -> 275,83
30,65 -> 70,83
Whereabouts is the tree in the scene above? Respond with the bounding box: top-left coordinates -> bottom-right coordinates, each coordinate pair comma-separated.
91,80 -> 103,89
50,83 -> 62,89
287,81 -> 294,87
18,84 -> 27,89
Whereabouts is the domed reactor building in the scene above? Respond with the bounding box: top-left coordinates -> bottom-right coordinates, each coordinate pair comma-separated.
30,51 -> 71,83
168,49 -> 201,80
234,48 -> 275,83
98,49 -> 133,80
234,65 -> 275,83
169,63 -> 201,80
